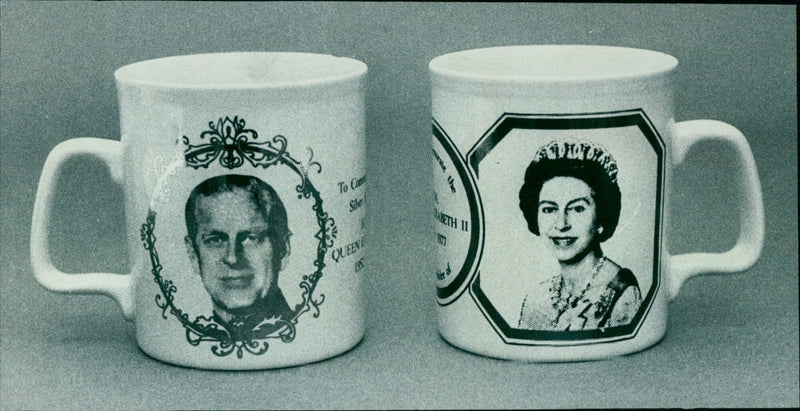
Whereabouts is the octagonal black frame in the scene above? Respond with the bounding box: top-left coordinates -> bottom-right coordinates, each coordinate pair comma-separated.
466,110 -> 665,345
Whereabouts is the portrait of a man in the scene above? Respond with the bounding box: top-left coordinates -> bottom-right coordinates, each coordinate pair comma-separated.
184,174 -> 294,331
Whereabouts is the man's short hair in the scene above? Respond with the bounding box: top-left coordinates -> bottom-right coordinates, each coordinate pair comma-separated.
185,174 -> 291,272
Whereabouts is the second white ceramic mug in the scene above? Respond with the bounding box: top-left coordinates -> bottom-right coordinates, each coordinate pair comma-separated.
429,45 -> 764,361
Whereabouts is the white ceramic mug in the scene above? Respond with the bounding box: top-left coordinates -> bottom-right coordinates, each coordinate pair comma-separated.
429,45 -> 764,361
31,52 -> 368,369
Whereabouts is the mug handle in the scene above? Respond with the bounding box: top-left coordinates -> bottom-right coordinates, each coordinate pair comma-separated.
30,138 -> 134,319
667,120 -> 765,300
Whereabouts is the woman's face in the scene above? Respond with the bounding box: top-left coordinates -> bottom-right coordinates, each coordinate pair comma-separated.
537,176 -> 600,264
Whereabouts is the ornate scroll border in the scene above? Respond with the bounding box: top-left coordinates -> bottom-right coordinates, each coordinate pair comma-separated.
140,116 -> 336,358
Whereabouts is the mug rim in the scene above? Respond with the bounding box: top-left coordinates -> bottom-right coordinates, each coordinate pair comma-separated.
114,51 -> 367,90
429,45 -> 678,85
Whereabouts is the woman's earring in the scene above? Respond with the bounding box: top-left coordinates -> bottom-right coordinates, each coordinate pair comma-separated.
597,226 -> 604,235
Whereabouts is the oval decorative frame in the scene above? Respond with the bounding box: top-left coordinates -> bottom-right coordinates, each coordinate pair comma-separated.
432,120 -> 484,306
140,116 -> 336,358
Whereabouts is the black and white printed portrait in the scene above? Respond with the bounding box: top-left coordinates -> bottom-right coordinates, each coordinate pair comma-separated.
184,174 -> 294,329
516,141 -> 642,331
468,113 -> 661,341
141,122 -> 332,357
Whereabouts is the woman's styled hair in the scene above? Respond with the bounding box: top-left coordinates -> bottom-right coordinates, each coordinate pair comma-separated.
518,142 -> 622,242
185,174 -> 291,272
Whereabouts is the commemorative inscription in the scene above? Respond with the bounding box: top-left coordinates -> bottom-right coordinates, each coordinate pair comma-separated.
334,174 -> 366,274
432,121 -> 483,305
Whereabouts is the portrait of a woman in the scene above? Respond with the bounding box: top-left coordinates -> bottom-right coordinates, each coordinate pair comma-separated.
517,140 -> 642,331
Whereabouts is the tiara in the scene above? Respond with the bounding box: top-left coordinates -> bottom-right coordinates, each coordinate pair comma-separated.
532,140 -> 619,184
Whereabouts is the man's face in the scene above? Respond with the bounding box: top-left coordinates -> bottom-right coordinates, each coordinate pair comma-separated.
190,189 -> 275,312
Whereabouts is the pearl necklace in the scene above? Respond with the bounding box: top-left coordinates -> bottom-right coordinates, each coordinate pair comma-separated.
550,257 -> 607,323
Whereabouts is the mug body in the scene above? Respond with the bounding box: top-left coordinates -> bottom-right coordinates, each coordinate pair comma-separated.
115,52 -> 367,369
430,45 -> 676,361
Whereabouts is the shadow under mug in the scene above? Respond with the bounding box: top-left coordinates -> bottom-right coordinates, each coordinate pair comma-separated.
31,52 -> 368,369
429,45 -> 764,361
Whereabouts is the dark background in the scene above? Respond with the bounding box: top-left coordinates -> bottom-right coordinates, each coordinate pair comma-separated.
1,2 -> 797,408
